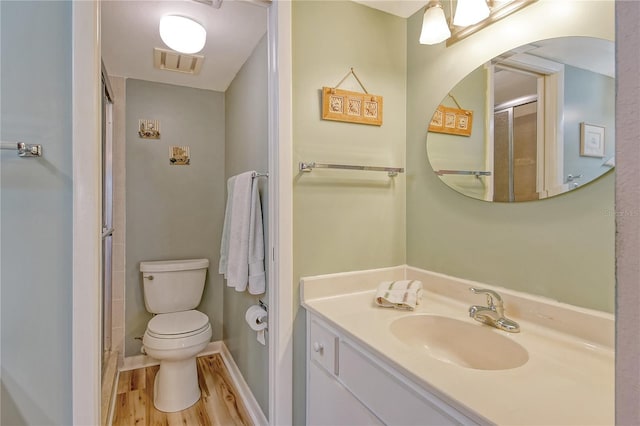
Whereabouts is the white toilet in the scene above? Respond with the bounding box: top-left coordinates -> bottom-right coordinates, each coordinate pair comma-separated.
140,258 -> 212,413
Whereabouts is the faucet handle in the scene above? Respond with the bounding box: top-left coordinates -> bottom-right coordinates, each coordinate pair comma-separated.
469,287 -> 503,308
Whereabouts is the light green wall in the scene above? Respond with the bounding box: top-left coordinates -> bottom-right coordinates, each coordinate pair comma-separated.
291,1 -> 615,423
292,0 -> 407,283
125,80 -> 226,356
0,1 -> 72,424
292,1 -> 407,423
223,34 -> 269,417
406,1 -> 615,312
426,66 -> 488,199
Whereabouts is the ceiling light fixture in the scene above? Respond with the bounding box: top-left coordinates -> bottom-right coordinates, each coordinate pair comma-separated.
419,0 -> 538,46
159,15 -> 207,54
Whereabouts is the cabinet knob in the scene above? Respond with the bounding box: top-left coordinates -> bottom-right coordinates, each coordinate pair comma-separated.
313,342 -> 324,353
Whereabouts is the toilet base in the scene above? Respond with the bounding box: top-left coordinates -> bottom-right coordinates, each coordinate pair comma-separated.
153,357 -> 201,412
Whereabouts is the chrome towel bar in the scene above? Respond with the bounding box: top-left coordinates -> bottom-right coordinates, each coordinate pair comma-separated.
435,169 -> 491,178
299,161 -> 404,177
1,141 -> 43,157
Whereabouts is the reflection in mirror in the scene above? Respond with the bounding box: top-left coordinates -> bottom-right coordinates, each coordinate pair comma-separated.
427,37 -> 615,202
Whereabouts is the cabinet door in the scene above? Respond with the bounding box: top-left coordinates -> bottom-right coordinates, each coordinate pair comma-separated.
309,317 -> 339,374
308,361 -> 383,426
339,340 -> 471,425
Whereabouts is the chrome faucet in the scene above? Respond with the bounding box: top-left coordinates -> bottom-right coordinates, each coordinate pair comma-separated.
468,288 -> 520,333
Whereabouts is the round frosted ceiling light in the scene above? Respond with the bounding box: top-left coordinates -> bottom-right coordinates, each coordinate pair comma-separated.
159,15 -> 206,54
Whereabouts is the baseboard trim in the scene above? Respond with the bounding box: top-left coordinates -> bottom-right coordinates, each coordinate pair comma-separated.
217,343 -> 268,426
119,341 -> 267,425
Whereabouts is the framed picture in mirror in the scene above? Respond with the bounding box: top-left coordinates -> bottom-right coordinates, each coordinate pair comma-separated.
580,123 -> 606,158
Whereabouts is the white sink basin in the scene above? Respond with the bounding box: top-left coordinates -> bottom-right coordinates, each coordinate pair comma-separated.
390,314 -> 528,370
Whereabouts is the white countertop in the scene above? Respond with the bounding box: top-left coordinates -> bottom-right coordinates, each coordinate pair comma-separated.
301,265 -> 614,426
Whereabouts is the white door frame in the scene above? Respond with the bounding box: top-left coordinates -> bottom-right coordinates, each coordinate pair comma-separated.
71,1 -> 294,424
72,1 -> 102,424
267,1 -> 294,424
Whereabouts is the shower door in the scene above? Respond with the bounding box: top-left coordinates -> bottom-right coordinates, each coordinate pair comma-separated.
493,101 -> 539,202
101,70 -> 114,363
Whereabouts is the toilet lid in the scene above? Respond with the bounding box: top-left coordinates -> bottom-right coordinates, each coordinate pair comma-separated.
147,310 -> 209,336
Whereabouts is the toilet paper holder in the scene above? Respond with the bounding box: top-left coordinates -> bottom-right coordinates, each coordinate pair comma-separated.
258,299 -> 268,323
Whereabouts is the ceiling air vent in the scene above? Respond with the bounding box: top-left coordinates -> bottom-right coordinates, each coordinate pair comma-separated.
153,48 -> 204,75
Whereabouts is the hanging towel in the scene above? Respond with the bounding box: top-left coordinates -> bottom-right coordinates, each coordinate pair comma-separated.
218,176 -> 236,276
224,171 -> 253,290
248,179 -> 265,294
375,280 -> 423,310
219,171 -> 266,295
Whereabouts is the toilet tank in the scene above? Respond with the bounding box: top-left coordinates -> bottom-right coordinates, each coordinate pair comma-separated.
140,259 -> 209,314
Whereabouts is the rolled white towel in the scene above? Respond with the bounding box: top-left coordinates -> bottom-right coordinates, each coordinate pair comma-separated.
377,280 -> 423,292
375,280 -> 423,310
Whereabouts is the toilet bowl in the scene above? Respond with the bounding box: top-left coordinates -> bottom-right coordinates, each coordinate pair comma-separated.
140,259 -> 212,413
143,310 -> 212,412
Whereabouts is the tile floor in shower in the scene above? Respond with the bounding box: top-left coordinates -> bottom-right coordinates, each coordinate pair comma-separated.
112,353 -> 253,425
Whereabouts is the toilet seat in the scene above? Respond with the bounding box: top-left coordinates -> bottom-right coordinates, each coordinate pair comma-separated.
147,310 -> 209,339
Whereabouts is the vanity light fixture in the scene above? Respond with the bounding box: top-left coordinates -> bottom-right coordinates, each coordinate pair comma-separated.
453,0 -> 490,26
159,15 -> 207,54
419,0 -> 538,46
419,1 -> 451,45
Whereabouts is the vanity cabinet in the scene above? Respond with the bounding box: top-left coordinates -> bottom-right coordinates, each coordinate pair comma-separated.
306,314 -> 478,426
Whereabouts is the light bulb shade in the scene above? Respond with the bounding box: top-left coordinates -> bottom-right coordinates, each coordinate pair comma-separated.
419,4 -> 451,45
159,15 -> 206,54
453,0 -> 490,27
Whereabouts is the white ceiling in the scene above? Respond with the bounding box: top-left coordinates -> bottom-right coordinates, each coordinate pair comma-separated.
353,0 -> 427,18
528,37 -> 615,78
102,1 -> 613,95
101,0 -> 424,93
101,0 -> 268,92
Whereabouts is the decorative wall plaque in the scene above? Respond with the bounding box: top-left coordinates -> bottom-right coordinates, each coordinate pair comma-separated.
138,119 -> 161,139
321,68 -> 383,126
322,87 -> 383,126
169,146 -> 190,165
428,105 -> 473,137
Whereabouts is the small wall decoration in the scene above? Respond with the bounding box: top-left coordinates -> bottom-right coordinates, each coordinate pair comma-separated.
138,119 -> 161,139
321,68 -> 383,126
169,146 -> 190,165
428,93 -> 473,137
580,123 -> 605,157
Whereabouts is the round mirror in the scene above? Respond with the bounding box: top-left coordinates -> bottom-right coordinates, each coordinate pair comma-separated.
426,37 -> 615,202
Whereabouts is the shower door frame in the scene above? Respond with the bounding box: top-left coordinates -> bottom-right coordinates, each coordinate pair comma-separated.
101,65 -> 114,361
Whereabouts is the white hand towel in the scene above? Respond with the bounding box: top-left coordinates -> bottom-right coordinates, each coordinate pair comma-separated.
226,171 -> 254,291
377,280 -> 423,292
248,178 -> 265,295
218,176 -> 236,276
375,280 -> 423,310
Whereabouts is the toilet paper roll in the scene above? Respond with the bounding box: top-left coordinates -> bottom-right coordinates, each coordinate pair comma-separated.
245,305 -> 268,345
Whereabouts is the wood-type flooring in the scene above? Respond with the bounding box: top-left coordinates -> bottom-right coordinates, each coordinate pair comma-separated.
112,353 -> 253,426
